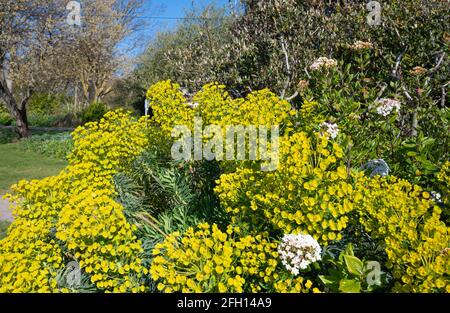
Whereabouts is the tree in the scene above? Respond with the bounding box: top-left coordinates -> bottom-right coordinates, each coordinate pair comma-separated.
0,0 -> 65,137
125,4 -> 233,102
57,0 -> 145,106
0,0 -> 145,137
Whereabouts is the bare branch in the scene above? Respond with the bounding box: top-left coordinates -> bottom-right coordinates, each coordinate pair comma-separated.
391,46 -> 409,80
428,52 -> 446,74
280,36 -> 291,99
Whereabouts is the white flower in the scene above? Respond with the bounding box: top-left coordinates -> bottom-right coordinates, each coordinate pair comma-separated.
278,233 -> 322,275
430,191 -> 442,203
310,57 -> 338,71
320,122 -> 339,139
375,98 -> 401,116
187,102 -> 199,108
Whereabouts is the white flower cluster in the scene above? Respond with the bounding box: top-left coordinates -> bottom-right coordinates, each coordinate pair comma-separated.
310,57 -> 338,71
320,122 -> 339,139
187,102 -> 199,108
375,98 -> 401,116
430,191 -> 442,203
278,233 -> 322,276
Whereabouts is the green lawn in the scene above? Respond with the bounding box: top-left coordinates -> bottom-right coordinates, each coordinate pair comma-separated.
0,143 -> 67,193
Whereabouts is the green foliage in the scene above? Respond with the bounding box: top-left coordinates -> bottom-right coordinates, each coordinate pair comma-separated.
79,102 -> 108,124
295,54 -> 449,192
20,132 -> 73,160
319,244 -> 389,293
0,105 -> 13,126
113,139 -> 225,287
28,93 -> 66,115
0,128 -> 18,144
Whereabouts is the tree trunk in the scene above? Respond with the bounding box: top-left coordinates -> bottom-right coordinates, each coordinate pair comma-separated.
88,80 -> 99,104
11,104 -> 31,138
0,78 -> 31,138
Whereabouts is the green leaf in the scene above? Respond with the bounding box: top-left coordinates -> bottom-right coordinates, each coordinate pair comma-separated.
343,243 -> 355,256
344,255 -> 364,276
319,275 -> 339,287
339,279 -> 361,293
420,137 -> 435,148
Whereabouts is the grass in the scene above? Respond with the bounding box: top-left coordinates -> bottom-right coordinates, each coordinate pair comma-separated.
0,143 -> 67,193
0,220 -> 10,239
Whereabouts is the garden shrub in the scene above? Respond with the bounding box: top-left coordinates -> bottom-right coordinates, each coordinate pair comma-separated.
0,110 -> 149,292
215,131 -> 356,244
79,101 -> 108,124
0,77 -> 448,293
144,81 -> 448,293
146,81 -> 194,135
27,93 -> 70,127
28,93 -> 65,115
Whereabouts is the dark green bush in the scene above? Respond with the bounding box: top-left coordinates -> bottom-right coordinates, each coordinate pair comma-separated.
79,102 -> 108,124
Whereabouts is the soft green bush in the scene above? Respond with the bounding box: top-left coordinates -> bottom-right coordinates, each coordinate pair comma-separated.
0,105 -> 12,126
28,93 -> 66,115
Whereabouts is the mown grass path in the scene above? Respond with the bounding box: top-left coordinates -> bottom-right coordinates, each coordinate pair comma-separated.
0,143 -> 67,194
0,198 -> 12,222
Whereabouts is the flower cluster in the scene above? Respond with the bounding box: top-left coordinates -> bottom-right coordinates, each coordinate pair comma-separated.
192,82 -> 294,130
146,81 -> 295,172
355,174 -> 449,292
278,234 -> 322,275
409,66 -> 427,76
297,80 -> 309,92
347,41 -> 373,51
150,223 -> 318,293
375,98 -> 401,117
146,81 -> 294,137
320,122 -> 339,139
215,132 -> 356,244
310,57 -> 338,71
145,80 -> 194,135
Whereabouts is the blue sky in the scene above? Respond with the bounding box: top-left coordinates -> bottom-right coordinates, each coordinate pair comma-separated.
120,0 -> 230,57
141,0 -> 230,37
